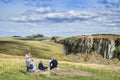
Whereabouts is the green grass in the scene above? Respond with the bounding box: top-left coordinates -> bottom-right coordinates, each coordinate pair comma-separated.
0,37 -> 120,80
73,34 -> 120,40
16,36 -> 50,41
0,37 -> 69,61
91,34 -> 120,40
0,55 -> 120,80
58,62 -> 120,80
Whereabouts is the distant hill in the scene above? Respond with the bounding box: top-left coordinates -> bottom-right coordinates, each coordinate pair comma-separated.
13,34 -> 50,41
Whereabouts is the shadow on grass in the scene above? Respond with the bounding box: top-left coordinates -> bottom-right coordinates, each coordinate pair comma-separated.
19,70 -> 26,74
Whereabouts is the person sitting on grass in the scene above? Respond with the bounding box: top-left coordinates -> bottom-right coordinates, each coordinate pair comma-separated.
38,60 -> 48,71
29,59 -> 36,72
49,58 -> 58,70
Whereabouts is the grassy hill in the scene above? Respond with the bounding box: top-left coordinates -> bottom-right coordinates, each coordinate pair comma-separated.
0,36 -> 120,80
13,34 -> 50,41
0,37 -> 69,61
73,34 -> 120,40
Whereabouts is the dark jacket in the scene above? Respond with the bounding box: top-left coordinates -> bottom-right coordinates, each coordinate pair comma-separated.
50,59 -> 58,70
38,63 -> 48,70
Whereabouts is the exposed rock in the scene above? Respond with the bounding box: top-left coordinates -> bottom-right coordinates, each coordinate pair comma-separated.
51,36 -> 65,43
62,37 -> 116,59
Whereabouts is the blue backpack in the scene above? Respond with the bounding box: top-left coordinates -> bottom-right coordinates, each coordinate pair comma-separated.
29,63 -> 33,69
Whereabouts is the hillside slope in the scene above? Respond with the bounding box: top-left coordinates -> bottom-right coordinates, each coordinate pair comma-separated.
52,34 -> 120,65
0,37 -> 69,61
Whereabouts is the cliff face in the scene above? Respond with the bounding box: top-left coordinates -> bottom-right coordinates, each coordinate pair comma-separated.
62,37 -> 116,59
93,38 -> 115,59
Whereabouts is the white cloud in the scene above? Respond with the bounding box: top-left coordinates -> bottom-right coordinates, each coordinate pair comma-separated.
11,16 -> 27,22
113,27 -> 119,30
10,8 -> 96,23
86,9 -> 120,27
35,7 -> 51,13
10,7 -> 120,30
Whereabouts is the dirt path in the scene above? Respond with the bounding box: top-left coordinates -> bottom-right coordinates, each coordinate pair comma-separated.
50,68 -> 93,78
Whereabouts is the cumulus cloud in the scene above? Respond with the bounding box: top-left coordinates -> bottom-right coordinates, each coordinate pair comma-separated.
10,8 -> 97,23
10,6 -> 120,29
92,9 -> 120,27
35,7 -> 51,13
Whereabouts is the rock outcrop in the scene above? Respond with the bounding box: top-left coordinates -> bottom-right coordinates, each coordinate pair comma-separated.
51,36 -> 65,43
61,37 -> 116,59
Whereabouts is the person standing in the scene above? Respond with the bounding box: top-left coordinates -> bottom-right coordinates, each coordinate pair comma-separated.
25,50 -> 32,71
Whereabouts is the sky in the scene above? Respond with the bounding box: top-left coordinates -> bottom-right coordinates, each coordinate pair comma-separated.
0,0 -> 120,37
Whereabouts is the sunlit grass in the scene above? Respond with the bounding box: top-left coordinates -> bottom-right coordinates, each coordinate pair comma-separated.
58,62 -> 120,80
0,37 -> 120,80
0,38 -> 70,61
0,54 -> 120,80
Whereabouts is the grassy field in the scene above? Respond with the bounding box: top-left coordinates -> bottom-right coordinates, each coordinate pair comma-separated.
0,54 -> 120,80
0,37 -> 120,80
73,34 -> 120,40
0,37 -> 70,61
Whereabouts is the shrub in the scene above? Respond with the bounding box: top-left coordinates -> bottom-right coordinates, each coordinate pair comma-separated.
114,46 -> 120,59
114,47 -> 120,55
115,38 -> 120,47
92,43 -> 98,51
114,38 -> 120,59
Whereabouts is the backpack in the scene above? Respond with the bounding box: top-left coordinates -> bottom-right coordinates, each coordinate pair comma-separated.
29,63 -> 33,69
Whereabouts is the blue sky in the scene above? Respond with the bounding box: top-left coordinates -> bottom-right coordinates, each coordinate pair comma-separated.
0,0 -> 120,37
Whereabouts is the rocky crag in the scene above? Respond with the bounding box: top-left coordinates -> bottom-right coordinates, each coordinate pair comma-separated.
55,35 -> 120,60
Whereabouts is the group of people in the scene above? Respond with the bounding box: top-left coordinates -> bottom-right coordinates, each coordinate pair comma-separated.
25,50 -> 58,72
